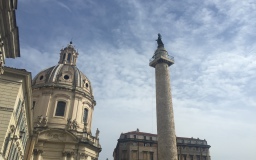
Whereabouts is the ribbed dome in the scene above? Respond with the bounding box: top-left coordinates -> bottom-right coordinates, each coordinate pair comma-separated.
32,43 -> 93,96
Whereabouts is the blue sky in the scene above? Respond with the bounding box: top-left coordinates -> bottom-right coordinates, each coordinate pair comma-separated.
6,0 -> 256,159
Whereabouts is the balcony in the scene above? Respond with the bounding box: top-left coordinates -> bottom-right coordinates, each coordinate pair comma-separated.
149,53 -> 174,67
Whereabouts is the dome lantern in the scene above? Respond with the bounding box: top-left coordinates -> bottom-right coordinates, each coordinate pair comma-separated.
58,41 -> 78,65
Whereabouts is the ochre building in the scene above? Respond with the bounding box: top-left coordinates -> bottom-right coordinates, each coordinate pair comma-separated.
0,67 -> 33,159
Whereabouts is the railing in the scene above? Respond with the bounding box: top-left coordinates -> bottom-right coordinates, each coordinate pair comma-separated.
149,54 -> 174,63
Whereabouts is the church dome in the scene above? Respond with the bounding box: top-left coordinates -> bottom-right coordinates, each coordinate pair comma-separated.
32,42 -> 93,97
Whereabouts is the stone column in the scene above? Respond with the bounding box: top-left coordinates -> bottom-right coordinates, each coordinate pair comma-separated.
33,149 -> 43,160
150,45 -> 177,160
62,152 -> 68,160
79,153 -> 88,160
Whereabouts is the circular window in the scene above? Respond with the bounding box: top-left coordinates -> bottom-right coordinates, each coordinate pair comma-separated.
86,83 -> 89,88
64,75 -> 70,80
39,75 -> 44,80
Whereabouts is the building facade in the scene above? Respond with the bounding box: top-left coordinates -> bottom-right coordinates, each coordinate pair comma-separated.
29,43 -> 101,160
113,130 -> 211,160
0,67 -> 33,160
0,0 -> 20,74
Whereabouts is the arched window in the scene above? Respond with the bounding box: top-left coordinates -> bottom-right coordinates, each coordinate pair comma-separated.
67,53 -> 71,63
55,101 -> 66,116
83,108 -> 88,123
62,53 -> 66,62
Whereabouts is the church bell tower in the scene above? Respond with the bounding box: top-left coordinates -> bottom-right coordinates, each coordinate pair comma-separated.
149,34 -> 178,160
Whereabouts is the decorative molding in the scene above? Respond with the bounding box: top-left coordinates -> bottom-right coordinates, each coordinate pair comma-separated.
0,106 -> 14,112
54,93 -> 71,99
10,125 -> 15,133
63,151 -> 75,157
42,91 -> 53,95
36,115 -> 48,127
67,118 -> 78,130
80,153 -> 88,159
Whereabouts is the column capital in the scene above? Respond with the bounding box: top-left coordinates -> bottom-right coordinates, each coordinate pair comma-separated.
33,149 -> 43,155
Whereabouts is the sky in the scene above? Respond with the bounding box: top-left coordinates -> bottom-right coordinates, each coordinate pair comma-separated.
6,0 -> 256,159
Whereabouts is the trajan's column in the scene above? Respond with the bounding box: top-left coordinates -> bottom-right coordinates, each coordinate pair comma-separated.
149,34 -> 178,160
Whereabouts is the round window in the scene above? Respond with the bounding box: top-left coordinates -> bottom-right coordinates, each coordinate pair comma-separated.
64,75 -> 70,80
39,75 -> 44,80
86,83 -> 89,88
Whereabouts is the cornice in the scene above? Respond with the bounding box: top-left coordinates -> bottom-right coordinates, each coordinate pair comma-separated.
0,106 -> 14,112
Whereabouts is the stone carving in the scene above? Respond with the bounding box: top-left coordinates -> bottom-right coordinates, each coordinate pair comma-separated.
37,115 -> 48,127
156,33 -> 164,48
83,122 -> 88,132
67,118 -> 72,130
95,128 -> 100,139
43,116 -> 48,126
67,118 -> 79,130
80,153 -> 88,159
10,125 -> 15,133
72,120 -> 78,130
37,115 -> 43,126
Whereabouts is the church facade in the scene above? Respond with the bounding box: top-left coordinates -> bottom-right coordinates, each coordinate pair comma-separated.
28,43 -> 101,160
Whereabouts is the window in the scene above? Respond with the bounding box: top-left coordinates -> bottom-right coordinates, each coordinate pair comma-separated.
32,101 -> 36,109
17,113 -> 23,127
15,99 -> 22,118
55,101 -> 66,116
3,133 -> 11,156
8,144 -> 15,160
67,53 -> 71,62
134,135 -> 136,139
132,151 -> 138,159
143,152 -> 147,159
83,108 -> 88,123
39,75 -> 44,80
150,152 -> 154,160
183,155 -> 186,160
63,53 -> 66,61
64,75 -> 70,80
121,150 -> 127,160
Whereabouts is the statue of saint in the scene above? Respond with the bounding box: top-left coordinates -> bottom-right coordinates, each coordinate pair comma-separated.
72,120 -> 78,130
83,122 -> 88,132
156,33 -> 164,48
67,118 -> 72,130
95,128 -> 100,139
43,116 -> 48,127
37,115 -> 43,126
